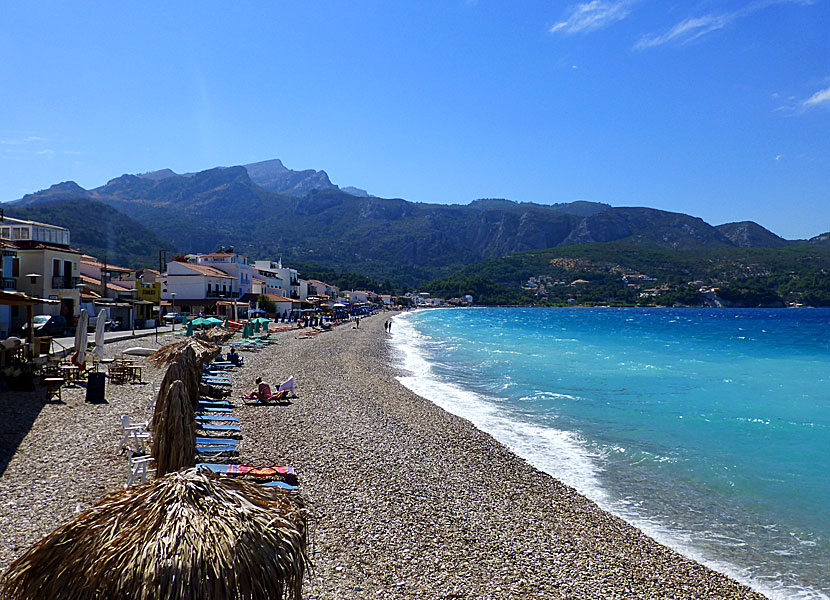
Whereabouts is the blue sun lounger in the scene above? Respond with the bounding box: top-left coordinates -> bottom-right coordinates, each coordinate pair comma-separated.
196,463 -> 297,490
198,399 -> 232,408
263,481 -> 298,490
197,444 -> 238,454
195,415 -> 238,422
197,423 -> 241,432
196,437 -> 238,446
196,406 -> 233,413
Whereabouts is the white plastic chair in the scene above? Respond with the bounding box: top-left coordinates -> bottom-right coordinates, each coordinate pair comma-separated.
125,446 -> 155,487
119,415 -> 151,453
278,375 -> 295,397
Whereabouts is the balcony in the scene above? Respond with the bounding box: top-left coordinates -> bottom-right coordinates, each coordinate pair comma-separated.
1,277 -> 16,290
52,276 -> 80,290
205,290 -> 234,298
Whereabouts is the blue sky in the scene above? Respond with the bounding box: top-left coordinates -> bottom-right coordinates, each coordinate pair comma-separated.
1,1 -> 828,239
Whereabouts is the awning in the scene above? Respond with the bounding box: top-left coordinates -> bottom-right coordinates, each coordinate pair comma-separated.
0,291 -> 61,306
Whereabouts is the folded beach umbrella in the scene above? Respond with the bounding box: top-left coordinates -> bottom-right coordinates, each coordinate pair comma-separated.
71,309 -> 89,369
91,309 -> 107,360
151,379 -> 196,476
185,319 -> 194,337
0,468 -> 309,600
223,317 -> 229,329
254,321 -> 261,334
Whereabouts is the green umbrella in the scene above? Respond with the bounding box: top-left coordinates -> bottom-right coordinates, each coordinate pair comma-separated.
242,323 -> 249,339
206,317 -> 223,326
185,320 -> 194,337
223,317 -> 229,329
254,321 -> 261,334
190,317 -> 211,327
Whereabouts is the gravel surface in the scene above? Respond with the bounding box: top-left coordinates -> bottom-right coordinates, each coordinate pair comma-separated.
0,314 -> 767,599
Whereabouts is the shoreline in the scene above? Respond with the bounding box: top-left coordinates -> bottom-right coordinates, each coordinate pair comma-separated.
0,314 -> 767,598
390,309 -> 802,599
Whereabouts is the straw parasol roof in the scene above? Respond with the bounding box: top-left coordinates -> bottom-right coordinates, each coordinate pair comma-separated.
0,468 -> 309,600
151,380 -> 195,476
194,326 -> 235,345
148,338 -> 222,369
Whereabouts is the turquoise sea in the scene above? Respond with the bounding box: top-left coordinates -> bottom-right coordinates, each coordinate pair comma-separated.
390,307 -> 830,600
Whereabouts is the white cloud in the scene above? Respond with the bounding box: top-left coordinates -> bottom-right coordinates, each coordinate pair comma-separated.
1,135 -> 47,145
803,86 -> 830,107
36,149 -> 55,156
550,1 -> 631,35
635,14 -> 729,49
635,0 -> 816,50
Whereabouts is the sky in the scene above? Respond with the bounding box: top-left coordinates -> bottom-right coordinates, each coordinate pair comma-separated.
1,1 -> 828,239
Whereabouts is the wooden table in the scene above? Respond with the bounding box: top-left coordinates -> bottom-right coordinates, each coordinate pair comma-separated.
43,377 -> 64,403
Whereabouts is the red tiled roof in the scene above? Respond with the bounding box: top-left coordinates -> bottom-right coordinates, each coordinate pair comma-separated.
175,263 -> 236,279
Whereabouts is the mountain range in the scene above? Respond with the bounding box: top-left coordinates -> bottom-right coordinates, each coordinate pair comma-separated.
4,159 -> 828,287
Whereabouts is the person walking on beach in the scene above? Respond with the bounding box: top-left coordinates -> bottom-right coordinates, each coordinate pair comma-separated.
355,316 -> 360,329
384,320 -> 389,332
387,320 -> 392,332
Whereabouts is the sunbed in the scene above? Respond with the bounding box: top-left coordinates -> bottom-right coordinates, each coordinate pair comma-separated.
196,423 -> 241,432
196,437 -> 238,445
196,463 -> 297,486
195,415 -> 238,422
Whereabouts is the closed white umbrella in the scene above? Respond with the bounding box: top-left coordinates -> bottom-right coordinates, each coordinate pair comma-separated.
92,309 -> 107,360
72,309 -> 89,369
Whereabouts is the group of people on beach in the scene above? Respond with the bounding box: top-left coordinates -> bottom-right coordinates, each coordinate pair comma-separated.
384,320 -> 392,332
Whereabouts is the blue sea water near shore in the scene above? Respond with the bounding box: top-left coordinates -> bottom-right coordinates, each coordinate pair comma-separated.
389,307 -> 830,600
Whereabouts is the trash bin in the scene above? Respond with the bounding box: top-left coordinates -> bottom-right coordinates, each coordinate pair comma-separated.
86,371 -> 107,404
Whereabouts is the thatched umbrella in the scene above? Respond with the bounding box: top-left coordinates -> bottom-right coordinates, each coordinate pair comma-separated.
0,468 -> 309,600
149,338 -> 222,369
151,380 -> 196,476
194,326 -> 235,345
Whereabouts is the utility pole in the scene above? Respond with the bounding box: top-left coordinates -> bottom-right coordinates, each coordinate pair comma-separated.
101,255 -> 108,300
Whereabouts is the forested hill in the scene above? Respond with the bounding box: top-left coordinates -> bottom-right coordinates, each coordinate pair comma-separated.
4,198 -> 174,269
7,159 -> 828,290
425,243 -> 830,307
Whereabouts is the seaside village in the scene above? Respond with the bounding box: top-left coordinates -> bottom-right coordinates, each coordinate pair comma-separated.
0,214 -> 470,597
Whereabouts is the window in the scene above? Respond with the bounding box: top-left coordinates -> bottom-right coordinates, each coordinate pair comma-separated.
1,227 -> 10,239
53,259 -> 61,276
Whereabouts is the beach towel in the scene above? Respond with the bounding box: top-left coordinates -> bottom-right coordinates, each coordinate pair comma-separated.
199,463 -> 298,485
278,376 -> 294,396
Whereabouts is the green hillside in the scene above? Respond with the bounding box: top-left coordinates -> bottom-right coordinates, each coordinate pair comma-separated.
4,198 -> 175,269
425,243 -> 830,307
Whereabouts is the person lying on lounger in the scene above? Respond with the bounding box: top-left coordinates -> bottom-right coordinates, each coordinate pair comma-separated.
247,377 -> 290,402
200,382 -> 232,399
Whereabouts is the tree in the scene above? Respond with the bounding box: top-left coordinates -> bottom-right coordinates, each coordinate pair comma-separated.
257,294 -> 276,315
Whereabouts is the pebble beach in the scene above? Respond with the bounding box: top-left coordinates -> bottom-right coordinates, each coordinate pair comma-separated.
0,312 -> 768,599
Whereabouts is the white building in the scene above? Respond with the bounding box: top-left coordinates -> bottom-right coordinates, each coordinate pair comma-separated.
1,217 -> 81,328
305,279 -> 339,301
252,260 -> 299,300
160,261 -> 238,315
191,251 -> 253,298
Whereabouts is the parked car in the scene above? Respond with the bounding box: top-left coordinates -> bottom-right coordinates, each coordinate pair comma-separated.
162,312 -> 183,324
22,314 -> 68,337
87,316 -> 118,332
